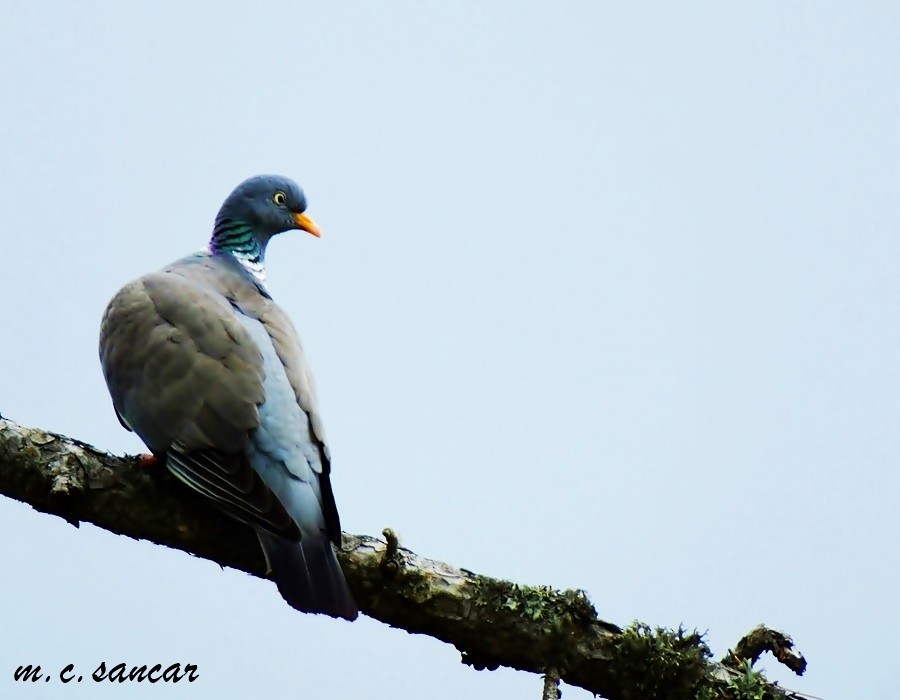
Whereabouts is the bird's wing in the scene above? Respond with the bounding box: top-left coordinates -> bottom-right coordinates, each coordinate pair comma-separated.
228,283 -> 355,616
229,286 -> 343,545
98,266 -> 299,539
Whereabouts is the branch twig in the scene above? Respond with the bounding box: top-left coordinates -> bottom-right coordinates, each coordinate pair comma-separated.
542,669 -> 560,700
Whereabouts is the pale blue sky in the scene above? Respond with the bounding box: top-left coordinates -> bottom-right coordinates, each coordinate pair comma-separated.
1,3 -> 897,698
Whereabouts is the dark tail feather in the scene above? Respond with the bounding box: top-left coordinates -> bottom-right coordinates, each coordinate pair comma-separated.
256,530 -> 358,620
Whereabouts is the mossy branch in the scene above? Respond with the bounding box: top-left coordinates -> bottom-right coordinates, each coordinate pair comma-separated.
0,416 -> 809,700
724,626 -> 807,676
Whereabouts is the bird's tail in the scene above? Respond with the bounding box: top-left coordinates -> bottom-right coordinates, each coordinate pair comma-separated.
256,530 -> 358,620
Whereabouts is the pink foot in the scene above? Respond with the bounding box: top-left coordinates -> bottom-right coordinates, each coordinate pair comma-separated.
136,453 -> 161,470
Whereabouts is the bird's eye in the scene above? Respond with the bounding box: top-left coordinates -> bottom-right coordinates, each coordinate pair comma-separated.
273,192 -> 287,206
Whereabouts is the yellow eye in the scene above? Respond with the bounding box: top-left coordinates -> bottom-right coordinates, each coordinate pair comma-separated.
273,192 -> 287,205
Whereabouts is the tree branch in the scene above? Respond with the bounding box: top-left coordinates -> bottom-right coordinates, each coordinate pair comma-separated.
0,416 -> 809,700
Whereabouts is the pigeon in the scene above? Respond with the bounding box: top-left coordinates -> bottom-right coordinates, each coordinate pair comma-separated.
99,175 -> 357,620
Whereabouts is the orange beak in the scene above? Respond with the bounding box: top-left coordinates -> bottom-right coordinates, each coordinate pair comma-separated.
293,212 -> 322,238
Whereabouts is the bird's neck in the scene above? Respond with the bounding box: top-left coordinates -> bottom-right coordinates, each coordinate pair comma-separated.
209,217 -> 267,282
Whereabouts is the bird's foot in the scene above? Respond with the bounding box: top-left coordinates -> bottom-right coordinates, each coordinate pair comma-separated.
136,453 -> 162,470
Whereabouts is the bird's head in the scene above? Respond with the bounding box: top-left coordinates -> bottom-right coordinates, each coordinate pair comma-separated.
211,175 -> 321,256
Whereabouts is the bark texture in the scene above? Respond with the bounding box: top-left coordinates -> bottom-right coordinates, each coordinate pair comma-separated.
0,416 -> 808,700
